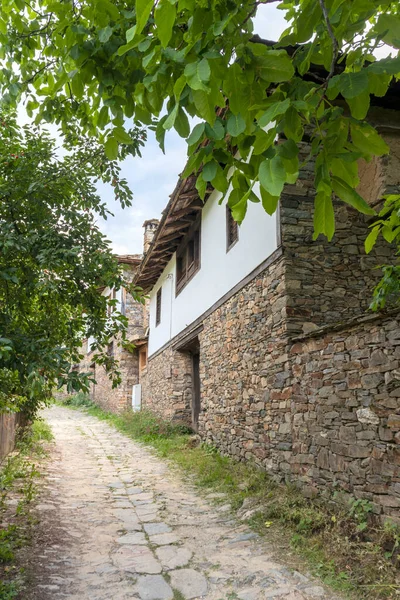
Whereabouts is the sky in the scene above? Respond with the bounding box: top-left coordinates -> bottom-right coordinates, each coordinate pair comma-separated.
98,5 -> 288,255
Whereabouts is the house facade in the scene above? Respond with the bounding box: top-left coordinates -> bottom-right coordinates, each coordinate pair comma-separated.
77,243 -> 155,413
135,106 -> 400,520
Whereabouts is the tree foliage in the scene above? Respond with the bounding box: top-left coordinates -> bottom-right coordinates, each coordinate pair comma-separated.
1,0 -> 399,241
0,114 -> 144,416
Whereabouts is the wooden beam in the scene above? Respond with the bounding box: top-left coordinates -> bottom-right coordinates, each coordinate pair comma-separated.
157,231 -> 186,243
163,221 -> 191,232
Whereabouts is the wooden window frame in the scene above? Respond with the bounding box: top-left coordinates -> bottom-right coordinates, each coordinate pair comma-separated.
176,216 -> 201,296
155,287 -> 162,326
120,287 -> 126,316
226,205 -> 239,252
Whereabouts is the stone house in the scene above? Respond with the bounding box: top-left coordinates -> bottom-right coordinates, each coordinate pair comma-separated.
134,104 -> 400,520
79,237 -> 157,413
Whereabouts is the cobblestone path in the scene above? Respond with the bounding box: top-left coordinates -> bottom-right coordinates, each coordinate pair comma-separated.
28,406 -> 341,600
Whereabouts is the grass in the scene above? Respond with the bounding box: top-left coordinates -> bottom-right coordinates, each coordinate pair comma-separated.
60,396 -> 400,599
0,417 -> 54,597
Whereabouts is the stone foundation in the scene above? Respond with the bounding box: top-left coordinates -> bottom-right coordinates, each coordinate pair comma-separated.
141,346 -> 192,424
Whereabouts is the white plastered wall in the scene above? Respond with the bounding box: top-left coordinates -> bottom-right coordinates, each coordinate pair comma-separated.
148,188 -> 278,356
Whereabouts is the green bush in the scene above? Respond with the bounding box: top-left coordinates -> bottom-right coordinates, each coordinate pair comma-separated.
62,392 -> 94,408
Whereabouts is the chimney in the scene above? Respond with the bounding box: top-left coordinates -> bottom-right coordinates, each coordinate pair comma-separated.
143,219 -> 159,254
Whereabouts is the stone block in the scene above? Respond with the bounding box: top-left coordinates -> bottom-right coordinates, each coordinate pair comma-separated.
387,414 -> 400,430
356,407 -> 380,425
374,495 -> 400,508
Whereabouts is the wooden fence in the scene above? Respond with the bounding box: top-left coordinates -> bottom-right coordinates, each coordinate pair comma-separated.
0,412 -> 21,460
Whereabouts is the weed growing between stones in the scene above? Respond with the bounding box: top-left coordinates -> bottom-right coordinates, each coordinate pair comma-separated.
67,403 -> 400,599
0,419 -> 53,596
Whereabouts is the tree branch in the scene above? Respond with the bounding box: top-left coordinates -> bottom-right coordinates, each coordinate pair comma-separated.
318,0 -> 339,83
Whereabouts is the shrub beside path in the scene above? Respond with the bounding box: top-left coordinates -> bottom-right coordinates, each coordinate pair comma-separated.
24,405 -> 342,600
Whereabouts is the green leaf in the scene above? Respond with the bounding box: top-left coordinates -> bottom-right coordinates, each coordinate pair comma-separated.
260,187 -> 279,216
206,119 -> 225,140
253,128 -> 275,155
222,63 -> 247,116
104,136 -> 119,160
346,89 -> 370,119
117,40 -> 135,56
228,189 -> 248,224
98,0 -> 120,20
71,73 -> 83,98
202,160 -> 217,182
313,191 -> 335,241
192,89 -> 216,124
99,26 -> 113,43
368,73 -> 390,98
174,107 -> 189,138
259,155 -> 286,197
195,173 -> 207,200
113,127 -> 132,144
258,98 -> 290,128
97,105 -> 109,128
284,107 -> 303,142
226,113 -> 246,137
255,49 -> 294,83
375,14 -> 400,47
126,25 -> 136,43
350,123 -> 389,156
135,0 -> 153,36
278,138 -> 299,160
163,103 -> 179,130
184,59 -> 211,91
173,75 -> 186,100
331,70 -> 368,99
156,115 -> 168,153
365,226 -> 380,254
182,150 -> 203,178
187,122 -> 205,146
368,56 -> 400,75
331,176 -> 375,215
329,157 -> 358,187
155,0 -> 176,47
212,164 -> 228,194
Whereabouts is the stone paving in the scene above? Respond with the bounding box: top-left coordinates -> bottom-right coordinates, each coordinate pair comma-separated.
28,406 -> 342,600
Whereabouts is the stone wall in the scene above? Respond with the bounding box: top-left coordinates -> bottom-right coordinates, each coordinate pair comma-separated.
200,294 -> 400,518
75,263 -> 145,414
280,128 -> 398,335
198,255 -> 289,460
80,344 -> 139,414
289,314 -> 400,520
141,346 -> 193,424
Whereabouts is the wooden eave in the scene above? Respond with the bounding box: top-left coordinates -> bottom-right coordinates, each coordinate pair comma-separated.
134,173 -> 212,291
117,254 -> 142,266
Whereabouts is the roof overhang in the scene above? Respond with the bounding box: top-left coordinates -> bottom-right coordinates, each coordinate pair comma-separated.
134,172 -> 212,291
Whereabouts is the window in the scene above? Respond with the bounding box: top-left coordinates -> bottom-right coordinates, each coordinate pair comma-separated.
120,287 -> 126,316
107,341 -> 114,357
176,218 -> 201,294
155,287 -> 162,326
226,205 -> 239,251
107,288 -> 117,316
